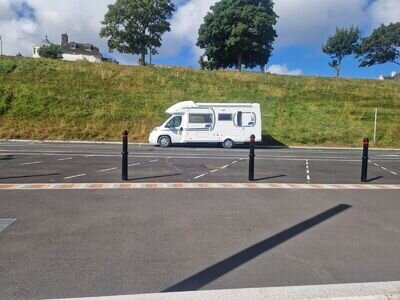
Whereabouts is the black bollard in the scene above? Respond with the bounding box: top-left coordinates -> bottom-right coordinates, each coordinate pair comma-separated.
361,138 -> 369,183
249,134 -> 256,181
122,130 -> 129,181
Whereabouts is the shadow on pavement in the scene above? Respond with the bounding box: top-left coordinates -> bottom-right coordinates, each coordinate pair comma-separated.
366,176 -> 384,183
128,173 -> 181,181
163,204 -> 351,292
0,155 -> 14,161
0,173 -> 60,180
255,175 -> 287,182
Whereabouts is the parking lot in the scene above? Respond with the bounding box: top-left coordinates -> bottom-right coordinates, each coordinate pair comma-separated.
0,141 -> 399,184
0,141 -> 399,299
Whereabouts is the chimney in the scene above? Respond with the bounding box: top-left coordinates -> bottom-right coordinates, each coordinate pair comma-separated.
61,33 -> 68,46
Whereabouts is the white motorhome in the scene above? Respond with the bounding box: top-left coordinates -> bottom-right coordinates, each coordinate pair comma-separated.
149,101 -> 262,148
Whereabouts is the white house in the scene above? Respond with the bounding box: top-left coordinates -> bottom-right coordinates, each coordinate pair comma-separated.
378,71 -> 399,80
33,34 -> 103,63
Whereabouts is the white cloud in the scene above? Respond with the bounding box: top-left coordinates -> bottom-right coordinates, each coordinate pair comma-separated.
0,0 -> 399,66
267,64 -> 302,76
369,0 -> 400,27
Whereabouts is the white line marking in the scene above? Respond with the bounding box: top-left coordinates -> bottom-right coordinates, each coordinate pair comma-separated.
97,167 -> 117,173
305,160 -> 311,182
20,161 -> 42,165
390,171 -> 398,175
64,174 -> 86,180
149,159 -> 159,163
129,163 -> 141,167
210,169 -> 218,173
231,161 -> 238,164
58,157 -> 73,161
307,175 -> 311,181
381,167 -> 388,171
221,164 -> 229,169
194,173 -> 206,179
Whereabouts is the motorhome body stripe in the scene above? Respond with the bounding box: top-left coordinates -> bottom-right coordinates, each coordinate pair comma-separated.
0,183 -> 399,190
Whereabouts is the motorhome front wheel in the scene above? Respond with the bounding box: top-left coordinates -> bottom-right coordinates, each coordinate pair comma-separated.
158,136 -> 172,147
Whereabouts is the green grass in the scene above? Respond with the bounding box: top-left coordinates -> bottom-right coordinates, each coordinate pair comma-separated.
0,56 -> 399,147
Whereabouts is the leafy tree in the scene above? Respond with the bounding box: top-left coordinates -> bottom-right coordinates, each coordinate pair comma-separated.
100,0 -> 175,66
322,26 -> 360,78
38,44 -> 63,59
197,0 -> 278,72
358,22 -> 400,67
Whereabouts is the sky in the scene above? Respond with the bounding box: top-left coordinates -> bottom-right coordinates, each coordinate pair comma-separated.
0,0 -> 399,78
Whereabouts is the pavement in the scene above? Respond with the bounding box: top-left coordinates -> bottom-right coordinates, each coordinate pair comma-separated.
0,141 -> 399,300
0,141 -> 399,184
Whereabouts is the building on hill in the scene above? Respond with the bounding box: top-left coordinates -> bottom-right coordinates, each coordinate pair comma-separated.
378,71 -> 400,80
33,34 -> 113,63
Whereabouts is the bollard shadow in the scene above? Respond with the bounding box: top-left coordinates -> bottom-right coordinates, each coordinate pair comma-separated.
366,176 -> 384,183
0,173 -> 60,180
0,155 -> 14,161
128,173 -> 181,182
255,174 -> 286,182
163,204 -> 351,293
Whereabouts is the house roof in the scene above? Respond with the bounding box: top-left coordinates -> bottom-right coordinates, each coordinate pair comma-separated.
60,42 -> 102,59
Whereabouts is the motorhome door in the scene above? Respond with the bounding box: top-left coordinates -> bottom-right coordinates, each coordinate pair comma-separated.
187,109 -> 214,142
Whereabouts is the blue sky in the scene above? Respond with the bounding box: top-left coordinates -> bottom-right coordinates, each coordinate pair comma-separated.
1,0 -> 399,79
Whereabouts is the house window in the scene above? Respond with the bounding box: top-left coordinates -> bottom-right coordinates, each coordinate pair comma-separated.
70,43 -> 76,50
85,45 -> 92,51
218,113 -> 232,121
33,48 -> 36,54
189,114 -> 213,124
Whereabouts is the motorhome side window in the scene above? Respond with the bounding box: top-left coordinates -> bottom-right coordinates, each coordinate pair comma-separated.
166,116 -> 182,128
235,112 -> 256,127
218,114 -> 233,121
189,114 -> 213,124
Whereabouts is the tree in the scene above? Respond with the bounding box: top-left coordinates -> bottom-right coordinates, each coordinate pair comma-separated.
358,22 -> 400,67
38,44 -> 63,59
322,26 -> 360,78
197,0 -> 278,72
100,0 -> 175,66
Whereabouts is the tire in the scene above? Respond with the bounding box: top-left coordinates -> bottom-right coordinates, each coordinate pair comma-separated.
222,139 -> 234,149
158,136 -> 172,148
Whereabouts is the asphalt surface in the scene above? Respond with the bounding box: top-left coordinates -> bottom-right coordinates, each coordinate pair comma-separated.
0,142 -> 399,299
0,142 -> 399,184
0,189 -> 399,299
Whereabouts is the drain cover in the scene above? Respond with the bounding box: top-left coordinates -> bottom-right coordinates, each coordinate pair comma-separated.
0,219 -> 16,232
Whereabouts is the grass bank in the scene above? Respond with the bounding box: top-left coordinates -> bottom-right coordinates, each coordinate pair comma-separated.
0,56 -> 399,147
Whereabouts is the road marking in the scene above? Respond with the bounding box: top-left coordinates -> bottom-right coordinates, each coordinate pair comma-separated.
64,174 -> 86,180
221,164 -> 229,169
97,167 -> 117,173
20,161 -> 42,165
194,173 -> 207,179
129,163 -> 141,167
149,159 -> 159,163
370,160 -> 398,176
210,169 -> 218,173
58,157 -> 73,161
305,160 -> 311,183
0,219 -> 16,233
1,183 -> 399,190
231,161 -> 238,164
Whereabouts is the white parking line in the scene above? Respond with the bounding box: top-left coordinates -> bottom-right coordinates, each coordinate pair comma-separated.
58,157 -> 73,161
194,173 -> 206,179
64,174 -> 86,180
129,163 -> 141,167
20,161 -> 42,165
97,167 -> 117,173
